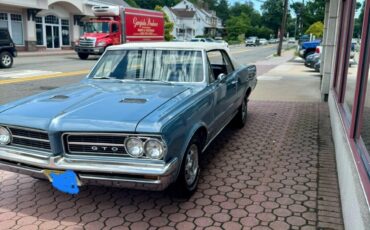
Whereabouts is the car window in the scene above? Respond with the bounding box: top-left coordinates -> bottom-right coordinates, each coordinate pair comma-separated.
90,49 -> 204,83
206,57 -> 215,83
112,23 -> 119,33
0,30 -> 9,42
207,50 -> 234,77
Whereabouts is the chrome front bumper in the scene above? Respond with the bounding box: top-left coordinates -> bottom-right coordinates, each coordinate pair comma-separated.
0,147 -> 179,191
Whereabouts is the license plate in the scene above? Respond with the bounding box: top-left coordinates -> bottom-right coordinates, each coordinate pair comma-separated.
43,169 -> 80,194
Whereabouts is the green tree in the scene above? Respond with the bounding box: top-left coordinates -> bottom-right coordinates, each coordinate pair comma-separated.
135,0 -> 179,9
225,13 -> 251,41
290,2 -> 304,37
261,0 -> 284,36
155,5 -> 174,41
125,0 -> 139,7
302,0 -> 325,32
354,2 -> 364,38
215,0 -> 229,22
305,21 -> 324,38
229,2 -> 261,27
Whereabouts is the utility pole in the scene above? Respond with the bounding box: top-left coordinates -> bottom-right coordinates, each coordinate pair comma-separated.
277,0 -> 289,56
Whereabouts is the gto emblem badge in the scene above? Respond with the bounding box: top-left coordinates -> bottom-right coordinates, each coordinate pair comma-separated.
91,146 -> 119,152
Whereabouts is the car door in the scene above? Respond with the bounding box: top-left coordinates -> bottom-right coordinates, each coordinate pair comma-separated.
206,50 -> 238,134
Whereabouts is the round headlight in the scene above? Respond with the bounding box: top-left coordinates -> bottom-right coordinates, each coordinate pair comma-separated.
0,127 -> 11,145
125,137 -> 144,157
145,139 -> 164,159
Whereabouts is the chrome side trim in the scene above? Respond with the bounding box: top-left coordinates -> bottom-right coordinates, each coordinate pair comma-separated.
68,142 -> 125,147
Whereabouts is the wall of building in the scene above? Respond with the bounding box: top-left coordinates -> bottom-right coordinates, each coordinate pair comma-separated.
325,0 -> 370,228
328,94 -> 370,230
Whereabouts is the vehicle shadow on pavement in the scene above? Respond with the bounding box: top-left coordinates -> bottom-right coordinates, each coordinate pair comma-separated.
0,101 -> 342,229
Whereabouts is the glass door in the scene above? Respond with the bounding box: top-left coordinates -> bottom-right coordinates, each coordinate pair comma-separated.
45,25 -> 60,48
53,25 -> 60,48
46,25 -> 53,48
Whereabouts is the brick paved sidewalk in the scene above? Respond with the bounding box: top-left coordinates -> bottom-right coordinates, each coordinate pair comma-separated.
0,101 -> 343,230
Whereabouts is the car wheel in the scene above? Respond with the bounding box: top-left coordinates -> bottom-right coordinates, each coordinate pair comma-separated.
78,53 -> 89,60
173,137 -> 200,198
233,95 -> 248,128
0,51 -> 13,68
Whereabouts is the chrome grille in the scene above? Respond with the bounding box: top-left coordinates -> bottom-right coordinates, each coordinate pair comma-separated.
79,38 -> 95,47
64,134 -> 128,155
8,127 -> 51,151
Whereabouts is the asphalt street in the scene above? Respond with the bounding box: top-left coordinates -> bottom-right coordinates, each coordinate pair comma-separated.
0,44 -> 282,104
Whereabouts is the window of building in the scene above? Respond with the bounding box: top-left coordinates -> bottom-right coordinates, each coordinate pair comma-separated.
0,13 -> 8,28
61,19 -> 70,46
0,12 -> 23,45
35,17 -> 43,45
10,14 -> 23,45
45,15 -> 59,24
343,0 -> 364,120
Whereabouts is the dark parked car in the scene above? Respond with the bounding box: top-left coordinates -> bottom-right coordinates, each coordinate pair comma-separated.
0,28 -> 17,68
305,53 -> 320,68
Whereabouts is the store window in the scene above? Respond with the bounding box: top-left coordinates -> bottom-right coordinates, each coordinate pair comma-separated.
35,17 -> 43,46
0,13 -> 7,28
61,19 -> 70,46
343,1 -> 364,117
0,13 -> 23,45
45,15 -> 59,24
10,14 -> 23,45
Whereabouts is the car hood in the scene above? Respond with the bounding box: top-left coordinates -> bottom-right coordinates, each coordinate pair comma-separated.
0,81 -> 192,132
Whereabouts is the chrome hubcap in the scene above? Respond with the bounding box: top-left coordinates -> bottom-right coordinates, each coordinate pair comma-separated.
2,55 -> 11,66
185,144 -> 199,186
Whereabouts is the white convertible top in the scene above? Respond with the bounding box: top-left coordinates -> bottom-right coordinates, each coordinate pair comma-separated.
107,42 -> 228,52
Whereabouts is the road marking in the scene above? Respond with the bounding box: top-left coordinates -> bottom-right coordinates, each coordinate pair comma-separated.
0,70 -> 62,79
0,70 -> 89,85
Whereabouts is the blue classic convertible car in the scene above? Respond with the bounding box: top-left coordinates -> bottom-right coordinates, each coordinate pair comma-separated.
0,42 -> 257,196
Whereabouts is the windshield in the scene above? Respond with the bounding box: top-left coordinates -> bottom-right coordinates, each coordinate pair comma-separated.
84,22 -> 110,33
89,50 -> 204,82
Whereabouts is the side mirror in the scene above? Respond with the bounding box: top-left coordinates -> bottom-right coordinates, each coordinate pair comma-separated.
217,73 -> 226,81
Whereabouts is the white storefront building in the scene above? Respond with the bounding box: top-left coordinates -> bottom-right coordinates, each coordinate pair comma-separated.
0,0 -> 128,51
163,0 -> 223,40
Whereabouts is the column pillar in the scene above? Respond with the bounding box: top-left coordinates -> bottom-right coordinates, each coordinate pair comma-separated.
72,15 -> 84,47
25,9 -> 40,51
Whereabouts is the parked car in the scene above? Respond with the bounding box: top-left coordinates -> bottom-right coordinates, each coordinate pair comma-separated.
288,38 -> 296,44
245,36 -> 259,46
214,37 -> 229,47
0,28 -> 17,68
0,42 -> 257,197
259,38 -> 268,45
314,61 -> 320,72
305,53 -> 320,69
299,40 -> 321,60
268,38 -> 278,44
299,34 -> 310,45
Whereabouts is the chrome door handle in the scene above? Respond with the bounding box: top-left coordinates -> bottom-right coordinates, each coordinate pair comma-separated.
231,80 -> 238,84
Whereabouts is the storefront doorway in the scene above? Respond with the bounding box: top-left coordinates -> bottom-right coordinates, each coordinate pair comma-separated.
45,25 -> 60,48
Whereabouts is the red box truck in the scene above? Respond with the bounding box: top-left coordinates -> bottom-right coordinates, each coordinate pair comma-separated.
75,6 -> 165,60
